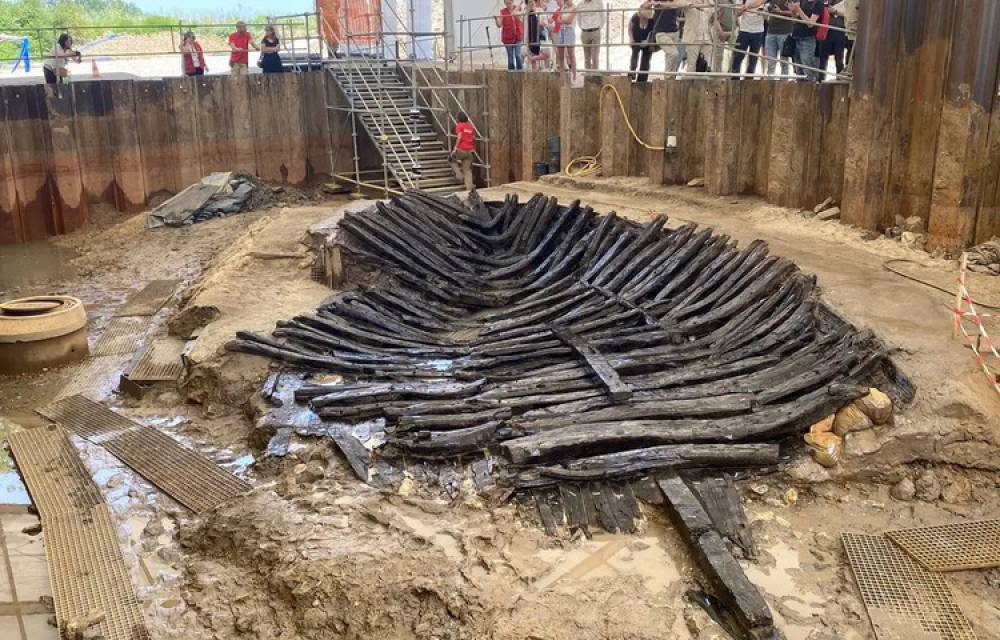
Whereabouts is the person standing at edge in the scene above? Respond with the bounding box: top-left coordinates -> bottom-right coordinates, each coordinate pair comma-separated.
731,0 -> 765,76
576,0 -> 604,74
228,20 -> 258,75
181,31 -> 208,76
712,0 -> 737,77
496,0 -> 525,71
629,3 -> 655,82
450,113 -> 476,192
43,33 -> 81,84
681,0 -> 714,73
650,1 -> 683,75
259,25 -> 284,73
790,0 -> 822,81
764,0 -> 794,77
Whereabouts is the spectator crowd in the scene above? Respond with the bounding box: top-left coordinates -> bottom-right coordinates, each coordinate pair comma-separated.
495,0 -> 860,84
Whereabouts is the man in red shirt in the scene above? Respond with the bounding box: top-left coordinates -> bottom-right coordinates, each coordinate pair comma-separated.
228,21 -> 258,75
450,113 -> 476,191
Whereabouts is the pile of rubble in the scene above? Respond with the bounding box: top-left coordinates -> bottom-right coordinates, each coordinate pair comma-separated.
148,172 -> 261,228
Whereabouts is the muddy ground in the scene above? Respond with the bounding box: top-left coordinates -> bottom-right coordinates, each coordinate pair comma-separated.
1,177 -> 999,640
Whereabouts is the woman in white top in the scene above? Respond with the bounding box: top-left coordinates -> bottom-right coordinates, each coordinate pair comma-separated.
554,0 -> 578,83
43,33 -> 81,84
730,0 -> 765,75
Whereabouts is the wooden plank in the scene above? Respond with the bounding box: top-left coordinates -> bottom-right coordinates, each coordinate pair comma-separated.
281,72 -> 307,185
929,0 -> 1000,251
662,81 -> 685,185
165,77 -> 203,191
841,0 -> 906,230
977,64 -> 1000,243
486,70 -> 512,185
683,472 -> 756,558
43,85 -> 87,233
521,72 -> 549,181
134,80 -> 179,199
108,81 -> 147,212
551,325 -> 632,403
3,85 -> 56,241
600,75 -> 632,177
508,70 -> 523,183
560,79 -> 601,178
766,81 -> 797,207
227,74 -> 257,177
328,426 -> 370,482
628,82 -> 651,177
71,81 -> 115,204
534,489 -> 560,535
816,83 -> 850,206
0,92 -> 22,244
704,80 -> 738,196
647,80 -> 669,184
558,482 -> 587,529
752,81 -> 775,197
301,71 -> 332,180
195,75 -> 237,175
658,473 -> 776,638
791,82 -> 818,209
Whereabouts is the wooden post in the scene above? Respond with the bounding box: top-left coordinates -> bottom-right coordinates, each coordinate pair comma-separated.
3,85 -> 56,241
486,70 -> 512,185
70,81 -> 115,204
0,94 -> 21,244
840,0 -> 906,230
134,80 -> 179,199
165,77 -> 203,191
108,80 -> 147,212
44,85 -> 87,233
600,75 -> 632,177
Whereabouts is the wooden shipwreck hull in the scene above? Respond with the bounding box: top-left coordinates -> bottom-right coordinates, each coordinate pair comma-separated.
229,190 -> 909,640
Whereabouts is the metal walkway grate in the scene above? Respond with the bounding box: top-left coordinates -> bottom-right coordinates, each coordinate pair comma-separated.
37,395 -> 139,440
7,426 -> 103,519
887,520 -> 1000,572
842,533 -> 978,640
91,317 -> 148,357
113,280 -> 179,317
126,338 -> 186,382
8,426 -> 150,640
103,426 -> 251,514
45,506 -> 151,640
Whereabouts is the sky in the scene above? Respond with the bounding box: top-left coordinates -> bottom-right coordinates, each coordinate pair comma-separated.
129,0 -> 314,18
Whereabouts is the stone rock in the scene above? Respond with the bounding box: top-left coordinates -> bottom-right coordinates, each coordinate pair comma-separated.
861,229 -> 881,241
914,469 -> 941,502
813,197 -> 835,214
783,488 -> 799,506
299,461 -> 326,484
329,515 -> 350,529
804,431 -> 842,468
941,474 -> 972,504
786,456 -> 832,483
856,388 -> 893,425
901,215 -> 925,233
816,207 -> 841,221
886,226 -> 902,240
833,404 -> 872,437
890,477 -> 916,501
900,231 -> 927,250
21,522 -> 42,536
895,214 -> 905,227
844,429 -> 882,457
168,305 -> 220,339
143,518 -> 166,538
106,473 -> 125,489
687,177 -> 705,187
749,483 -> 770,496
810,414 -> 835,434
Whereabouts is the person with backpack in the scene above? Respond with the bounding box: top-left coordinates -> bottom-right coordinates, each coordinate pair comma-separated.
495,0 -> 525,70
790,0 -> 824,81
764,0 -> 795,77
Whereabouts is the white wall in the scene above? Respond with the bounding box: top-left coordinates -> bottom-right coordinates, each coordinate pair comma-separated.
444,0 -> 503,58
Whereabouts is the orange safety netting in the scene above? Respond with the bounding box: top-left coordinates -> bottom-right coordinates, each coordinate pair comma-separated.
318,0 -> 383,47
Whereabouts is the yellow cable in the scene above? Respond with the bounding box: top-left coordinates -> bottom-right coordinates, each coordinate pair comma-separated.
564,83 -> 666,178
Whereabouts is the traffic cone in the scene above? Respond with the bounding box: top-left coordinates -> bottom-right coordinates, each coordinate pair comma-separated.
91,59 -> 100,79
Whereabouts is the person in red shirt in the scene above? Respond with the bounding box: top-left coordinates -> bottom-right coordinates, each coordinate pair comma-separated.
180,31 -> 207,76
494,0 -> 524,70
228,21 -> 258,75
450,113 -> 476,191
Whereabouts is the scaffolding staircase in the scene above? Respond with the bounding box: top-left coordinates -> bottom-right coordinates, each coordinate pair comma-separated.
330,60 -> 467,194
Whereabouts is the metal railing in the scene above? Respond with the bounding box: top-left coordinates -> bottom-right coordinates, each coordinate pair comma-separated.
455,3 -> 857,82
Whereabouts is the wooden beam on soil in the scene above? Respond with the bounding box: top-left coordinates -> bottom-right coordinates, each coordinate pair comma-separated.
550,325 -> 632,403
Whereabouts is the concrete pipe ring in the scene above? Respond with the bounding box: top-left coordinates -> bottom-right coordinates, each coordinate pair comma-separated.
0,296 -> 89,374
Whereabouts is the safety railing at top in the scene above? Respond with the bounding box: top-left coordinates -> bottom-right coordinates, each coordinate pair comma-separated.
455,2 -> 857,83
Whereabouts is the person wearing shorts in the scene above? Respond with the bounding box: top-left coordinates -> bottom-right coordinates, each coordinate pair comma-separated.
554,0 -> 578,83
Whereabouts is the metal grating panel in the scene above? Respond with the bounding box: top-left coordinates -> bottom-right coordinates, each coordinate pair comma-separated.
113,279 -> 179,317
126,337 -> 186,382
37,394 -> 138,439
8,426 -> 151,640
91,317 -> 148,357
45,506 -> 151,640
55,354 -> 130,401
842,533 -> 978,640
7,426 -> 103,520
886,520 -> 1000,572
103,426 -> 252,514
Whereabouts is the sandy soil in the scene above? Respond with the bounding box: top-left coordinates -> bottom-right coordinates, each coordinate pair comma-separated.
1,177 -> 999,640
